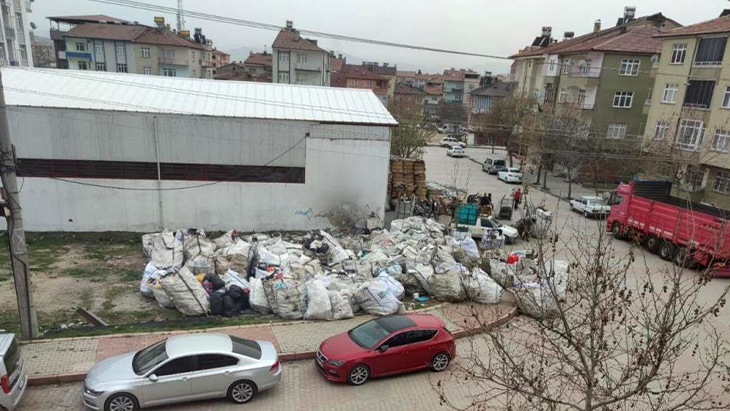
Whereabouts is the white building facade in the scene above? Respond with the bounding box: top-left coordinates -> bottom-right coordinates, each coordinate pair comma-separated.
272,22 -> 330,86
0,0 -> 33,66
2,68 -> 395,231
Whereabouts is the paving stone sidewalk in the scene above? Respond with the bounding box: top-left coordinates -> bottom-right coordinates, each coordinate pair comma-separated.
21,302 -> 516,386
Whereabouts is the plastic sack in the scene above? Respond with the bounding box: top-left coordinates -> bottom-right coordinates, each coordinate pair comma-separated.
142,233 -> 158,259
377,272 -> 405,300
304,279 -> 333,320
258,246 -> 289,267
263,276 -> 306,320
453,236 -> 480,260
214,239 -> 252,276
356,281 -> 402,316
429,264 -> 467,302
184,255 -> 215,277
410,263 -> 434,295
222,269 -> 249,290
159,267 -> 210,316
213,230 -> 238,249
512,284 -> 559,319
249,277 -> 270,314
542,260 -> 569,300
462,267 -> 503,304
151,279 -> 175,308
183,234 -> 216,260
140,262 -> 158,298
150,231 -> 184,269
329,289 -> 354,320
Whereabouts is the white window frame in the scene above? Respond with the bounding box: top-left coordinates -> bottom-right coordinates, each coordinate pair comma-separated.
296,53 -> 308,64
613,91 -> 634,108
162,68 -> 177,77
76,42 -> 87,52
77,61 -> 89,70
711,129 -> 730,152
116,63 -> 128,73
279,52 -> 289,64
654,121 -> 669,140
713,170 -> 730,194
607,123 -> 627,139
94,43 -> 104,56
684,166 -> 707,191
296,75 -> 307,84
558,88 -> 568,103
141,47 -> 151,58
619,59 -> 641,76
562,59 -> 571,75
115,43 -> 126,59
579,60 -> 592,75
95,62 -> 106,71
278,71 -> 290,83
677,119 -> 704,151
722,86 -> 730,108
143,66 -> 152,75
670,43 -> 687,64
662,84 -> 679,103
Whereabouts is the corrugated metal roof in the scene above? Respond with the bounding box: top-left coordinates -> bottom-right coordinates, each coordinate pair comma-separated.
1,68 -> 398,126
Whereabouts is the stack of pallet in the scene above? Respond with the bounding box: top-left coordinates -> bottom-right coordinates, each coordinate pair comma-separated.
389,158 -> 427,199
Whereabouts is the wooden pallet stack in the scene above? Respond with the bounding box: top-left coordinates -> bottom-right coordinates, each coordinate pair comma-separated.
389,158 -> 427,200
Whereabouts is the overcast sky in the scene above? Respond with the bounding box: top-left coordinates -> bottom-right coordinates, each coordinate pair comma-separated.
35,0 -> 725,74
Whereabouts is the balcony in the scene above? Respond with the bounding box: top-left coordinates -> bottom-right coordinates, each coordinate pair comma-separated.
158,56 -> 176,65
4,27 -> 14,39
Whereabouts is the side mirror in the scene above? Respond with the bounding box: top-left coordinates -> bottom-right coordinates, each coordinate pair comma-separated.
148,374 -> 158,382
377,345 -> 389,353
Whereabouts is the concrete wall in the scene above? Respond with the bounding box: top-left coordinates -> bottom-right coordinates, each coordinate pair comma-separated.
5,107 -> 391,231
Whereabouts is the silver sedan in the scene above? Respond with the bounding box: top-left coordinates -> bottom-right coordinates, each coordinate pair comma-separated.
82,333 -> 281,411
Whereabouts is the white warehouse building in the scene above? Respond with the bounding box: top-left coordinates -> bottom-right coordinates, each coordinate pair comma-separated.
2,68 -> 396,232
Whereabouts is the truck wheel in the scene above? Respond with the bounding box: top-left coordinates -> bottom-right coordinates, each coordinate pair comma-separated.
659,241 -> 676,261
673,248 -> 697,269
645,236 -> 661,254
612,223 -> 624,240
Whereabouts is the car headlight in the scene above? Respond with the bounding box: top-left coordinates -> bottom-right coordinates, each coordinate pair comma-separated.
326,360 -> 345,367
84,386 -> 105,397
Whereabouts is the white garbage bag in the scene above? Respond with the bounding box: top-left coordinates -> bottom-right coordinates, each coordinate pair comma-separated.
359,250 -> 389,267
222,269 -> 250,290
429,264 -> 467,302
512,283 -> 559,319
263,276 -> 306,320
452,236 -> 480,260
159,267 -> 210,316
183,234 -> 216,260
377,272 -> 405,300
543,260 -> 569,300
213,230 -> 238,249
462,267 -> 503,304
249,277 -> 270,314
356,281 -> 402,316
142,233 -> 158,259
151,278 -> 175,308
329,289 -> 354,320
304,279 -> 333,320
184,255 -> 215,277
214,239 -> 252,275
258,246 -> 290,267
410,263 -> 434,295
150,231 -> 184,269
140,262 -> 158,298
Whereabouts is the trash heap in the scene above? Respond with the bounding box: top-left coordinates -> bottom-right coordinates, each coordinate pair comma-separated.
138,217 -> 566,322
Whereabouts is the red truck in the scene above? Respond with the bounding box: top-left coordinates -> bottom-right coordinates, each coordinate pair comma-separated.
606,180 -> 730,277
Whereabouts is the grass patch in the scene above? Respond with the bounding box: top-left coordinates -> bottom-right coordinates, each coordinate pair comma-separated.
62,267 -> 97,278
118,269 -> 141,282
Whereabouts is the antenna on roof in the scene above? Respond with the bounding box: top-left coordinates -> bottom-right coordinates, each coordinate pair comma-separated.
176,0 -> 185,31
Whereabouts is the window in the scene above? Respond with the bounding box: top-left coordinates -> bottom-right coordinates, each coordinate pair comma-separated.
711,129 -> 730,152
670,43 -> 687,64
684,166 -> 706,191
619,59 -> 640,76
116,63 -> 128,73
143,66 -> 151,75
0,45 -> 6,62
613,92 -> 634,108
645,87 -> 653,106
161,49 -> 175,59
296,53 -> 308,64
607,123 -> 627,139
684,80 -> 715,109
95,62 -> 106,71
562,59 -> 571,75
141,47 -> 150,58
197,354 -> 238,370
132,340 -> 167,375
677,119 -> 704,151
654,121 -> 670,140
75,42 -> 87,52
94,43 -> 104,56
162,68 -> 176,77
278,72 -> 290,83
279,52 -> 289,64
579,60 -> 592,75
365,80 -> 372,87
722,86 -> 730,108
78,61 -> 89,70
382,332 -> 410,348
154,356 -> 197,376
559,88 -> 568,103
714,171 -> 730,194
662,84 -> 679,103
695,37 -> 727,65
231,337 -> 262,359
577,89 -> 586,107
545,83 -> 555,101
115,43 -> 126,59
408,330 -> 438,344
19,46 -> 27,64
296,75 -> 307,84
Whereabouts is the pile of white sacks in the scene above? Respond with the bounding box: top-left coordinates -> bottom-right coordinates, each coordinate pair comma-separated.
137,217 -> 550,321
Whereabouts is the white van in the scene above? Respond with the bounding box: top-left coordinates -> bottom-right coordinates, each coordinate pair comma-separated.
482,158 -> 507,174
0,333 -> 27,411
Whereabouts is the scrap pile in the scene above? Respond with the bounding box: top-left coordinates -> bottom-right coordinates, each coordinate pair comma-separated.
138,218 -> 568,322
389,158 -> 427,200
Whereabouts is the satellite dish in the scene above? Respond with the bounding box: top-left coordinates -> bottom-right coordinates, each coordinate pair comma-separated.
30,22 -> 37,30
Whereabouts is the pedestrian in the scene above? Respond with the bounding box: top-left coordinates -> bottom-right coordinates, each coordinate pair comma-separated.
430,200 -> 439,220
513,188 -> 523,210
486,193 -> 492,206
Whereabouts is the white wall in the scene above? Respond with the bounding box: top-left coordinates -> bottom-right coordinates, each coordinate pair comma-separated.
6,108 -> 390,232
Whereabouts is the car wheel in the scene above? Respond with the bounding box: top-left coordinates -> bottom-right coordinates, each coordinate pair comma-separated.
347,365 -> 370,386
431,353 -> 450,372
105,393 -> 138,411
612,223 -> 624,240
570,204 -> 575,212
673,247 -> 696,268
645,235 -> 661,254
584,211 -> 590,219
659,241 -> 676,261
228,380 -> 257,404
504,236 -> 511,245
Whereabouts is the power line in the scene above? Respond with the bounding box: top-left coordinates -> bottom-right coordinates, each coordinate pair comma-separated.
85,0 -> 511,60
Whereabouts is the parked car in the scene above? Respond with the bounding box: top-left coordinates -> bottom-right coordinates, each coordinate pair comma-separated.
570,196 -> 611,219
82,333 -> 281,411
452,215 -> 519,243
439,137 -> 466,148
447,146 -> 466,157
482,158 -> 507,174
316,314 -> 455,385
498,167 -> 523,184
0,333 -> 27,411
438,124 -> 454,134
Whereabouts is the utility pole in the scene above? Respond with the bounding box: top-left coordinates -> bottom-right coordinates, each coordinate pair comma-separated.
0,71 -> 38,339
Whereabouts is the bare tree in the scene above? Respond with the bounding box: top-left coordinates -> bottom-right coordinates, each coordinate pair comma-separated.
388,100 -> 432,159
439,102 -> 468,132
434,207 -> 730,411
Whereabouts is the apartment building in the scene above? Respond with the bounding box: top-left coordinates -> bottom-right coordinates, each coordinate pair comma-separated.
61,17 -> 205,78
361,62 -> 397,102
444,69 -> 465,104
468,77 -> 513,123
423,78 -> 444,118
394,83 -> 426,106
49,14 -> 130,69
644,11 -> 730,208
272,21 -> 330,86
243,51 -> 273,75
0,0 -> 34,67
332,64 -> 388,105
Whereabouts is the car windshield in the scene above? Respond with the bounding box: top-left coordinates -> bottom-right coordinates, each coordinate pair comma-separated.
230,336 -> 262,359
348,317 -> 416,349
133,339 -> 168,375
3,337 -> 20,376
590,198 -> 608,206
486,217 -> 502,228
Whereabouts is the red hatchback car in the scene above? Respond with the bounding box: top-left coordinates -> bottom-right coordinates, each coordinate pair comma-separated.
316,314 -> 456,385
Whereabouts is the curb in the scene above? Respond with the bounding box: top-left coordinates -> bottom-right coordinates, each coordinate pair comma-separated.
26,306 -> 518,387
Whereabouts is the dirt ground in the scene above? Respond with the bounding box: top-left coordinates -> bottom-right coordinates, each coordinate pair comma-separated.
0,232 -> 186,336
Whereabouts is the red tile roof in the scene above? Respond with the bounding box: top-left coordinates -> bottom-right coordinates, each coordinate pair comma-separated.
65,23 -> 146,41
395,83 -> 425,95
49,15 -> 130,24
396,70 -> 418,78
557,26 -> 664,55
424,84 -> 443,95
272,30 -> 326,52
244,52 -> 273,68
134,28 -> 203,49
330,57 -> 345,72
341,64 -> 388,81
656,15 -> 730,38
